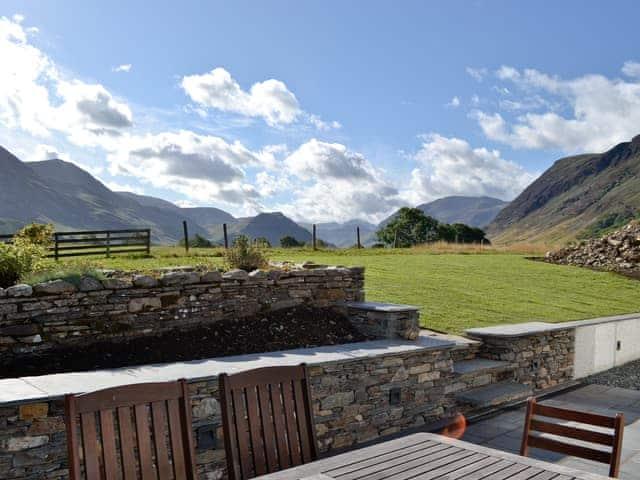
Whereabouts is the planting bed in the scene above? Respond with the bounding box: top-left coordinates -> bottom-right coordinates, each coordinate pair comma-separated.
1,305 -> 368,378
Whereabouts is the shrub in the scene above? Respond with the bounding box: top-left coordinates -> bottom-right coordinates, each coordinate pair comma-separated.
178,234 -> 213,248
280,236 -> 305,248
14,223 -> 54,247
253,237 -> 272,248
0,241 -> 45,288
224,235 -> 268,271
23,264 -> 106,287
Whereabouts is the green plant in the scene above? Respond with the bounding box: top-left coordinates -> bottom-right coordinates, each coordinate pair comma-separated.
178,234 -> 213,248
224,235 -> 268,271
0,241 -> 45,288
13,223 -> 54,247
280,236 -> 305,248
253,237 -> 272,248
23,265 -> 106,287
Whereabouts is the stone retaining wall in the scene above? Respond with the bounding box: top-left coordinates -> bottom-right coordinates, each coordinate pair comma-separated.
0,347 -> 455,479
474,329 -> 575,390
0,266 -> 364,366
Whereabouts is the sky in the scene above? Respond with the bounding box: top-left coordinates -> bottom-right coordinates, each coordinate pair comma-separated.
2,0 -> 640,224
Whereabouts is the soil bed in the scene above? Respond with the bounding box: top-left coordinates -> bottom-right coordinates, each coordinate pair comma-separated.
1,306 -> 369,379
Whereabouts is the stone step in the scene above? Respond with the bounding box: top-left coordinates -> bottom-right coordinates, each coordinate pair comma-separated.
455,380 -> 532,409
453,358 -> 516,376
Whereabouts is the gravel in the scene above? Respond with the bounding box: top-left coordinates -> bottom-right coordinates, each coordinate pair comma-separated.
583,359 -> 640,390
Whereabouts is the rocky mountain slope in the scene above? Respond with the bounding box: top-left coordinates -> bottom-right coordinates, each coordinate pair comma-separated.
208,212 -> 312,246
544,221 -> 640,276
488,135 -> 640,245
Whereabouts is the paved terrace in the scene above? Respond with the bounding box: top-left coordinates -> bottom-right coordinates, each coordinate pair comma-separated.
461,384 -> 640,479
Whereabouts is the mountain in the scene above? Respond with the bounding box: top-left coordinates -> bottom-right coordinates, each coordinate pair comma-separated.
209,212 -> 312,246
0,148 -> 213,243
299,220 -> 378,247
380,196 -> 508,229
487,135 -> 640,244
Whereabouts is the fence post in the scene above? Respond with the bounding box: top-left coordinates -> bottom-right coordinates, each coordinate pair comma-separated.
393,228 -> 399,248
223,223 -> 229,249
312,224 -> 317,250
106,231 -> 111,258
182,220 -> 189,254
146,229 -> 151,255
54,232 -> 59,261
356,226 -> 362,249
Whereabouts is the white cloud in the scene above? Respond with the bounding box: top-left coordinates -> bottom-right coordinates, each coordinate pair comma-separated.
446,96 -> 461,108
474,64 -> 640,153
112,64 -> 132,73
181,67 -> 339,129
278,140 -> 402,223
404,134 -> 537,205
107,130 -> 264,209
466,67 -> 488,82
0,16 -> 133,148
622,61 -> 640,79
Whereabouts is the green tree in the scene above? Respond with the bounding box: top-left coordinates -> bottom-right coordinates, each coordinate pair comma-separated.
178,234 -> 213,248
376,208 -> 440,247
280,236 -> 304,248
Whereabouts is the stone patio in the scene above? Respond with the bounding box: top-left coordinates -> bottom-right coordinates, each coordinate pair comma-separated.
460,384 -> 640,479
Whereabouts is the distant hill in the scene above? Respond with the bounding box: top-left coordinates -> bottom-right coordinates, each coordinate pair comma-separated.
487,135 -> 640,244
380,196 -> 508,229
208,212 -> 312,247
299,220 -> 377,247
0,147 -> 213,243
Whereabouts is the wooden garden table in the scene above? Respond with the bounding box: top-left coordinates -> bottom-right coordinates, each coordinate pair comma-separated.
255,432 -> 612,480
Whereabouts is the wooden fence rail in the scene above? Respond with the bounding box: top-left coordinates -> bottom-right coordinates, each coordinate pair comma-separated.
0,229 -> 151,260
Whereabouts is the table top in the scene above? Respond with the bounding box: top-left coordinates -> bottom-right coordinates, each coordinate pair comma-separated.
256,432 -> 612,480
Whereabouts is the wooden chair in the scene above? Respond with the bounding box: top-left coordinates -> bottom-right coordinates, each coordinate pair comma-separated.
219,365 -> 318,480
65,380 -> 198,480
520,397 -> 624,477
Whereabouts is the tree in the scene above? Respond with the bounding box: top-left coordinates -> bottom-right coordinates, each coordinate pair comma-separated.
280,236 -> 304,248
178,234 -> 212,248
253,237 -> 272,248
376,208 -> 440,247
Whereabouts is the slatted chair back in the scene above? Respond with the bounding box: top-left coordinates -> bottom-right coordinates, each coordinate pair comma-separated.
219,365 -> 318,480
64,380 -> 198,480
520,397 -> 624,478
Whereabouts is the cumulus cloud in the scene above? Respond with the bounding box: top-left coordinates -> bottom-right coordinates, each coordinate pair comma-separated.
181,67 -> 339,129
466,67 -> 488,82
473,64 -> 640,153
622,61 -> 640,79
278,140 -> 402,223
404,134 -> 537,205
0,16 -> 132,147
112,64 -> 132,73
107,130 -> 264,208
447,96 -> 461,108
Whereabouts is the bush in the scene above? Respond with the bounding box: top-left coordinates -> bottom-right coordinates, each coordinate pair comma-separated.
178,234 -> 213,248
0,241 -> 45,288
253,237 -> 272,248
280,236 -> 305,248
23,264 -> 105,287
14,223 -> 54,247
224,235 -> 268,271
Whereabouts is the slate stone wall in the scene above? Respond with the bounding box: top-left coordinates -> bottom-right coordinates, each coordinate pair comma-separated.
0,347 -> 455,479
475,329 -> 575,390
0,266 -> 365,367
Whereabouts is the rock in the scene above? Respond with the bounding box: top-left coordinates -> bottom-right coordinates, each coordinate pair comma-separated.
159,271 -> 200,286
193,398 -> 220,418
21,334 -> 43,344
2,435 -> 49,451
321,391 -> 355,410
79,275 -> 103,292
128,297 -> 162,313
5,284 -> 33,297
132,274 -> 157,288
101,278 -> 132,289
32,280 -> 72,296
0,287 -> 4,297
0,324 -> 40,336
223,269 -> 249,281
200,270 -> 223,283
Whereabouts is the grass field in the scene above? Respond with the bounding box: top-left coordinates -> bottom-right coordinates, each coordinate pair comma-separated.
41,246 -> 640,334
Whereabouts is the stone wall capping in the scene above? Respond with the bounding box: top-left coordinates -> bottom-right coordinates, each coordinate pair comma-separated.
101,278 -> 132,289
159,271 -> 200,286
33,280 -> 77,295
79,275 -> 103,292
132,274 -> 157,288
200,270 -> 223,283
0,287 -> 5,298
465,312 -> 640,338
222,269 -> 249,281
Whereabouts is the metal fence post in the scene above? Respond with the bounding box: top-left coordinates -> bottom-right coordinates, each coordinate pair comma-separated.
182,220 -> 189,254
312,224 -> 317,250
223,223 -> 229,249
356,226 -> 362,249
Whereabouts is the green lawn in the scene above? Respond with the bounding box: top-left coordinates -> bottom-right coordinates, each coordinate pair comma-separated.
44,247 -> 640,334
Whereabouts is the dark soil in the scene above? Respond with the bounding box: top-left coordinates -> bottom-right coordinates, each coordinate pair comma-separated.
2,306 -> 368,378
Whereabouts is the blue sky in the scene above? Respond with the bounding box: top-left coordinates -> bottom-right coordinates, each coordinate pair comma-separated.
2,1 -> 640,223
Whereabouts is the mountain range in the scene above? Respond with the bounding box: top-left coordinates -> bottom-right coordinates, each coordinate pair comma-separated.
488,135 -> 640,244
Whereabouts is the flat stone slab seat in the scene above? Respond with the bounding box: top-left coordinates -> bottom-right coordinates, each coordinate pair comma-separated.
455,380 -> 532,409
0,332 -> 455,405
453,358 -> 516,376
341,301 -> 422,312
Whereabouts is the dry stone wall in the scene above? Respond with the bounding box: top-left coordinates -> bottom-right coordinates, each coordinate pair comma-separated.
0,266 -> 364,366
0,347 -> 456,480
